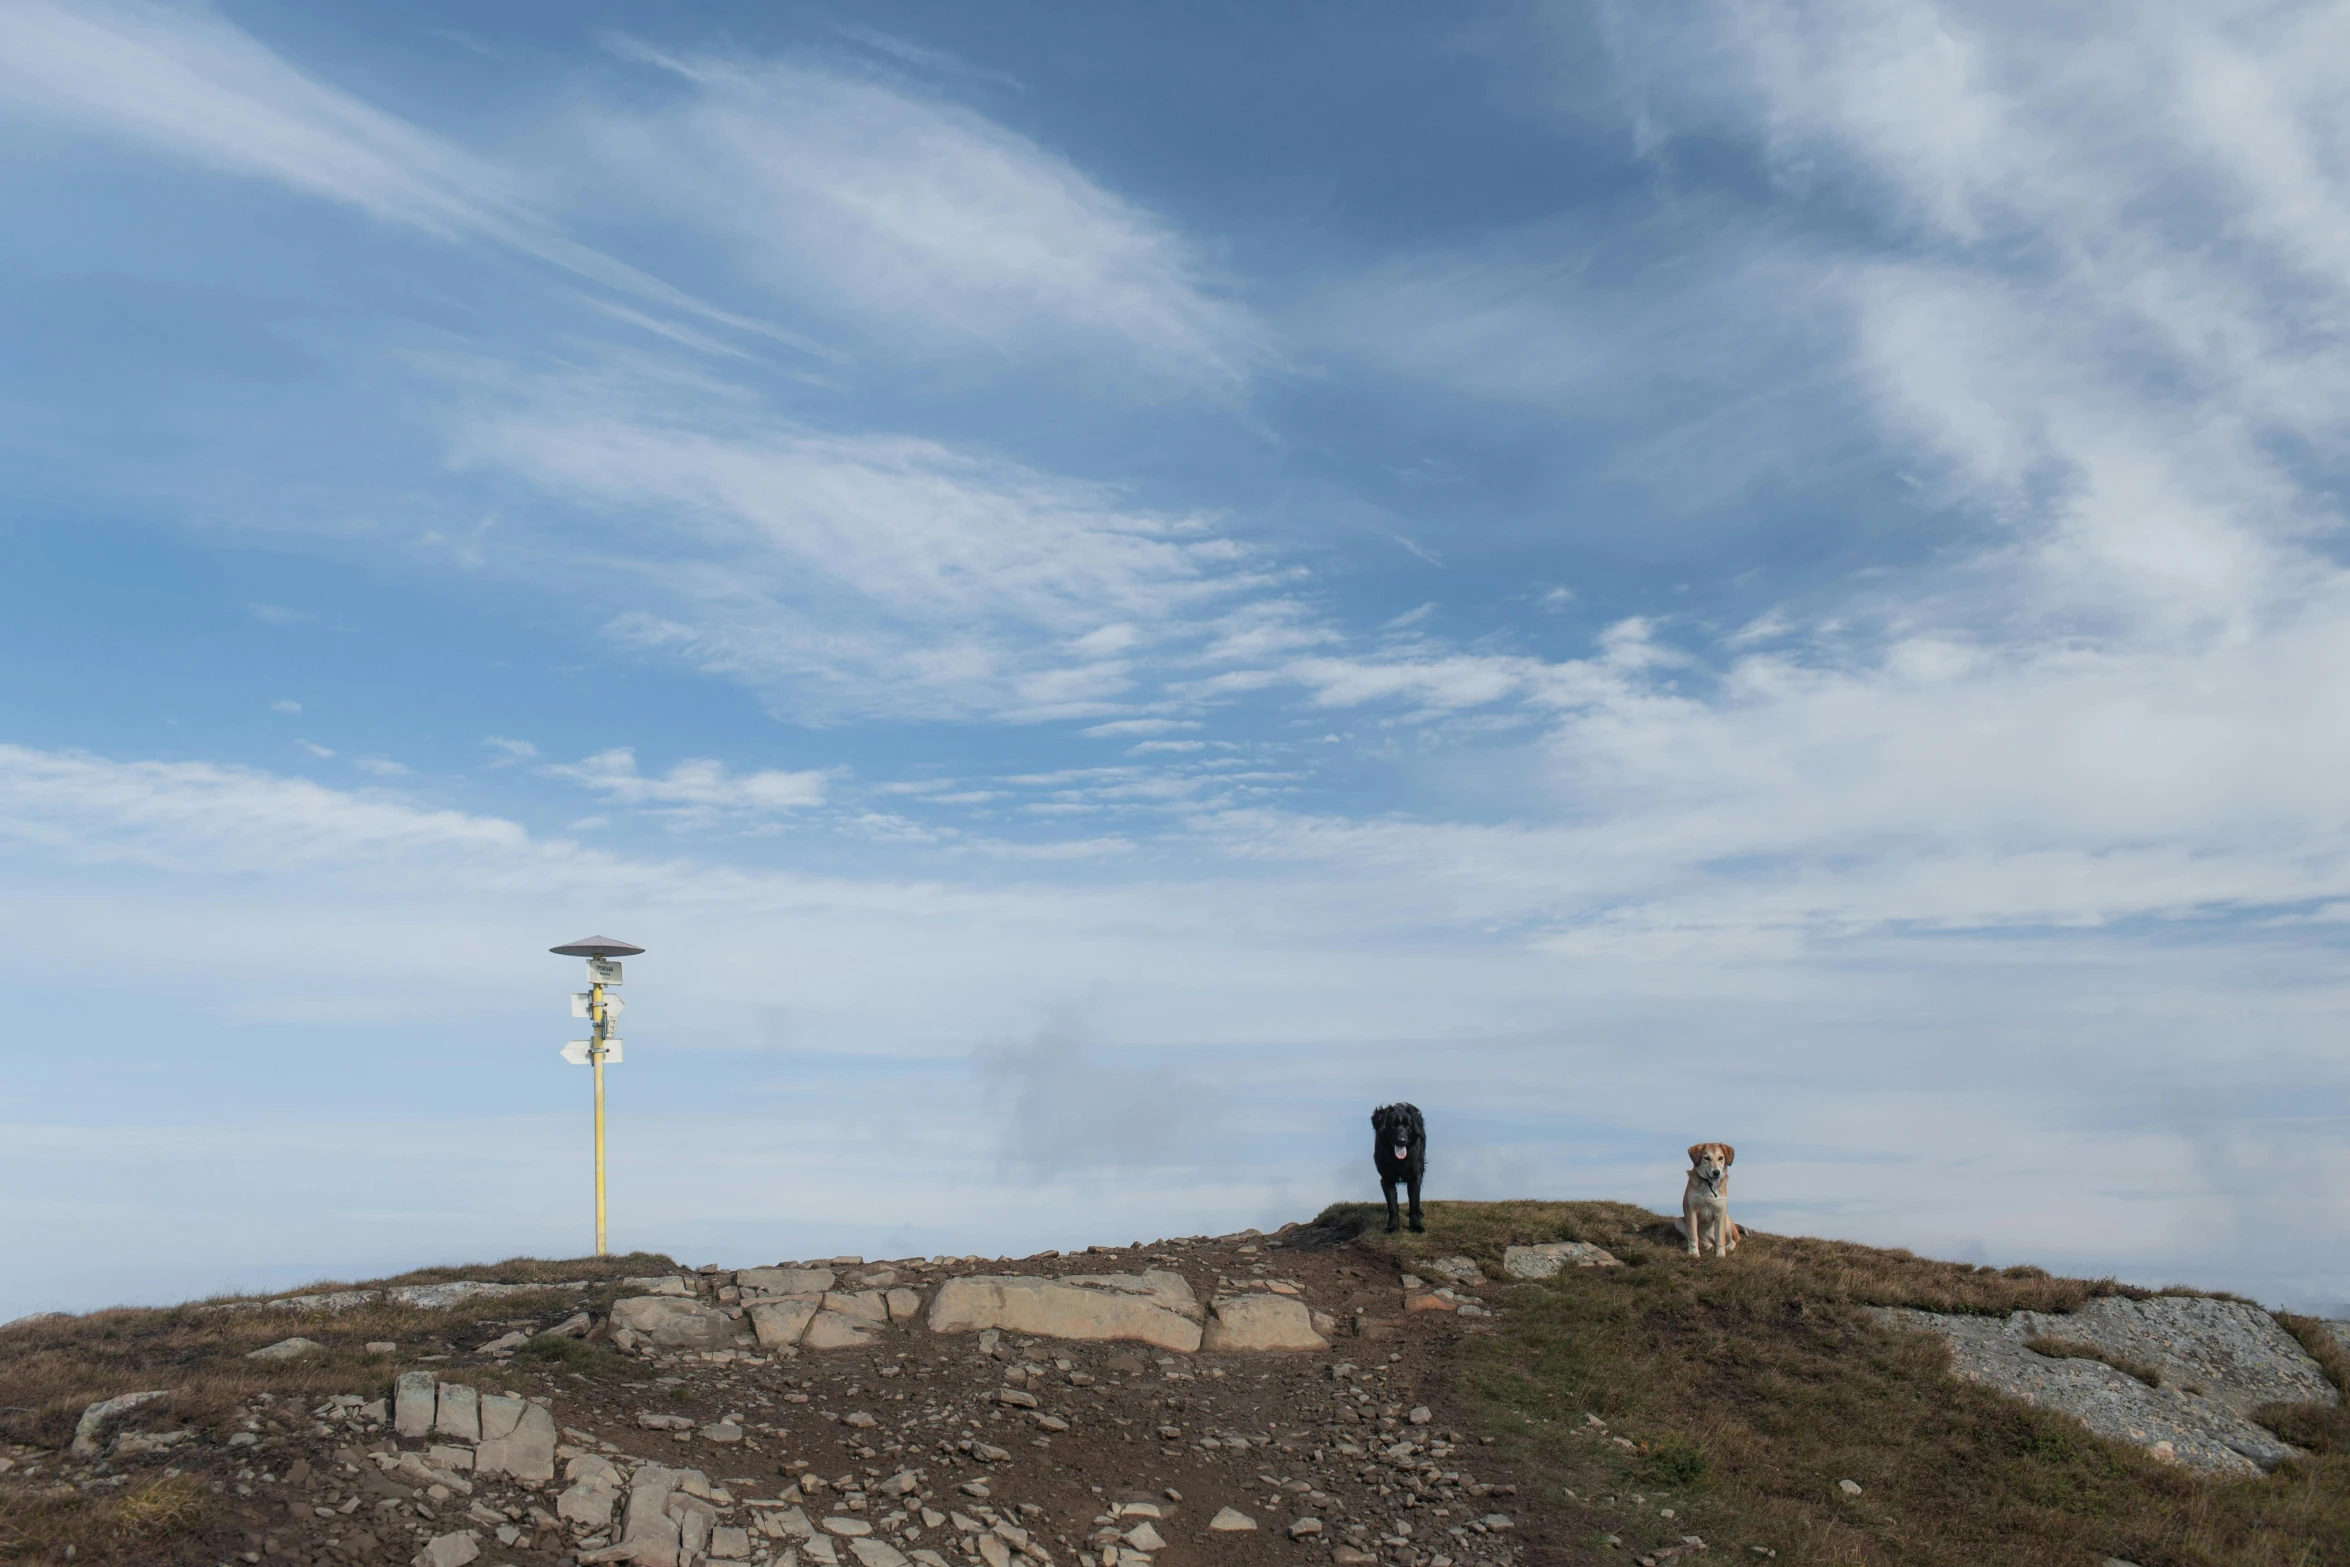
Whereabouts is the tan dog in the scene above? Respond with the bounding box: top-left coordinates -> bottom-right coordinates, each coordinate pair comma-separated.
1679,1143 -> 1739,1258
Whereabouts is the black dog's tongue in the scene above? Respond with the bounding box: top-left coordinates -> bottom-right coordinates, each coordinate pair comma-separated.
1392,1144 -> 1410,1161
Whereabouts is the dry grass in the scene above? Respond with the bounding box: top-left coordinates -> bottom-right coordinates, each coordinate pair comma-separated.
0,1251 -> 676,1450
0,1253 -> 677,1564
0,1472 -> 220,1561
1318,1200 -> 2350,1567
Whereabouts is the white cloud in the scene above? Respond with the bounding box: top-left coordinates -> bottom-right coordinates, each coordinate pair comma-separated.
1245,0 -> 2350,949
1081,719 -> 1201,738
546,748 -> 830,822
2,739 -> 2347,1314
0,0 -> 795,351
0,743 -> 530,878
269,699 -> 302,715
352,757 -> 411,778
0,0 -> 504,237
482,737 -> 538,765
449,365 -> 1281,721
586,44 -> 1266,385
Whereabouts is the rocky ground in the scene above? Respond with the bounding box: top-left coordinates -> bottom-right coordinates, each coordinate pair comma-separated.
18,1206 -> 2350,1567
7,1225 -> 1544,1567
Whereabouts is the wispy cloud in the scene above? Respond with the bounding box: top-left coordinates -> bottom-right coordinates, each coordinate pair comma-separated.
545,748 -> 831,824
0,0 -> 801,352
450,362 -> 1283,722
585,42 -> 1268,386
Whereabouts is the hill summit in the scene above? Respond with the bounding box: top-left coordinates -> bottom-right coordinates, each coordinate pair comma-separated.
2,1202 -> 2345,1567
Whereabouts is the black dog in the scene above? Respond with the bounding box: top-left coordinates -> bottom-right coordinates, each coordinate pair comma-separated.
1371,1103 -> 1427,1233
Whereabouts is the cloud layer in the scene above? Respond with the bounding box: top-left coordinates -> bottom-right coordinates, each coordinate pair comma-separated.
3,0 -> 2349,1320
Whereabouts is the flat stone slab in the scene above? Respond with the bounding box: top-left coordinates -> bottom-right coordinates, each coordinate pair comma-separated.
1501,1243 -> 1622,1278
221,1279 -> 589,1312
1201,1293 -> 1327,1351
1874,1295 -> 2339,1477
611,1295 -> 740,1350
928,1271 -> 1204,1353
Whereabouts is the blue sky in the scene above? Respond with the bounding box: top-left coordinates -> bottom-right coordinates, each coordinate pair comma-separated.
5,0 -> 2350,1322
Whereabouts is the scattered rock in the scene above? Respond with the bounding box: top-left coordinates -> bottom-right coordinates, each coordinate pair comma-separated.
394,1370 -> 436,1439
411,1530 -> 480,1567
434,1382 -> 481,1445
475,1394 -> 556,1480
1208,1508 -> 1257,1532
639,1412 -> 695,1431
1836,1480 -> 1862,1496
803,1310 -> 880,1351
1124,1522 -> 1166,1552
1500,1243 -> 1623,1278
1201,1293 -> 1326,1352
1426,1257 -> 1486,1283
749,1298 -> 822,1349
246,1336 -> 323,1361
827,1290 -> 891,1325
69,1389 -> 171,1458
739,1267 -> 836,1298
612,1295 -> 740,1351
558,1458 -> 623,1528
477,1330 -> 530,1354
1288,1517 -> 1323,1539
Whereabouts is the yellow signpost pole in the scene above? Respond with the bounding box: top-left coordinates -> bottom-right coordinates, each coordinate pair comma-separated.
551,936 -> 644,1261
591,978 -> 608,1257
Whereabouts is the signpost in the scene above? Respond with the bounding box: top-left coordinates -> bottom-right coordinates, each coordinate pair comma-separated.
549,934 -> 646,1256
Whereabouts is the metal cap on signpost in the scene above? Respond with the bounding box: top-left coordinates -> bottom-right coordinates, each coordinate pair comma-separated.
550,934 -> 645,1256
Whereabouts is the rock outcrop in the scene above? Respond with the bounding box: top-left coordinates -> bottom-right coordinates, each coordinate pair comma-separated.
1873,1296 -> 2339,1476
927,1271 -> 1206,1353
391,1372 -> 557,1480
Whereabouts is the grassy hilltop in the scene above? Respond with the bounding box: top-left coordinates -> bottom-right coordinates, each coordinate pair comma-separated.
1329,1200 -> 2349,1567
2,1206 -> 2345,1566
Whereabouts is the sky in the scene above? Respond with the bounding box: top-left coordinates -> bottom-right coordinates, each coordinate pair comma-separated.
3,0 -> 2349,1324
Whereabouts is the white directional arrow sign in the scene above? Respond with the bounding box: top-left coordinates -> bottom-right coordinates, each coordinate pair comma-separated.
571,993 -> 629,1018
561,1039 -> 625,1065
